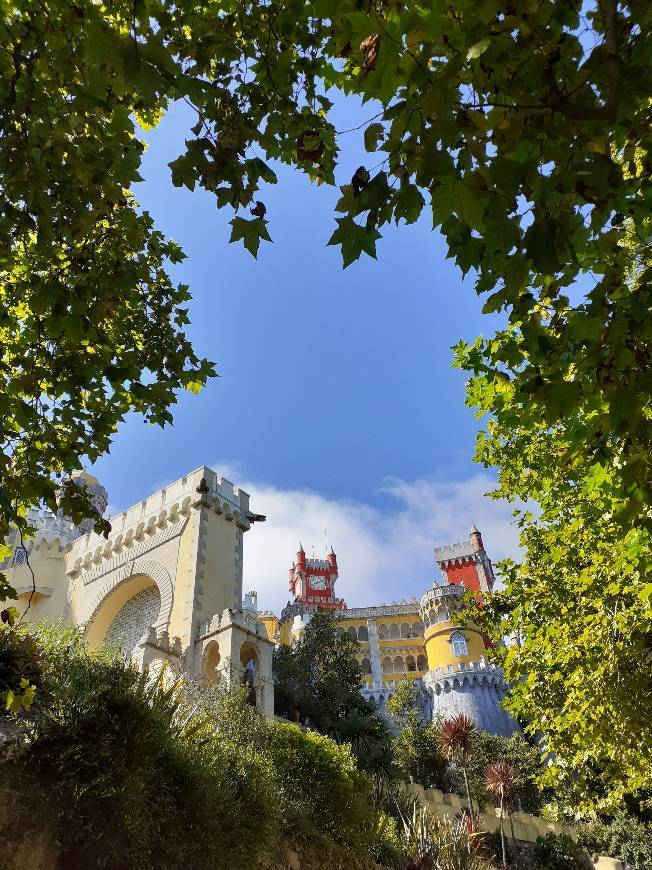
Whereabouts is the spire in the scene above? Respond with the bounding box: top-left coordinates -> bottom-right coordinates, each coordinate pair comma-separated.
470,523 -> 484,553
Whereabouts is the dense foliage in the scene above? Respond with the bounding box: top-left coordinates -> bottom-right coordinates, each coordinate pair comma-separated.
0,624 -> 381,869
269,721 -> 376,846
482,830 -> 593,870
273,610 -> 365,731
2,0 -> 651,814
386,680 -> 546,816
577,811 -> 652,869
462,731 -> 549,816
384,678 -> 446,790
1,625 -> 277,869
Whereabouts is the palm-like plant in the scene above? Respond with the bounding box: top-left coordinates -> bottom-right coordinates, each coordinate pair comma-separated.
484,761 -> 516,869
437,714 -> 476,823
399,804 -> 487,870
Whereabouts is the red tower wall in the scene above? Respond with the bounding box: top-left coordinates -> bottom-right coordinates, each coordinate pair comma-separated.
443,559 -> 482,592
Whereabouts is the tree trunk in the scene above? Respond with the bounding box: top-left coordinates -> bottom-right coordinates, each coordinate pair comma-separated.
499,793 -> 507,869
462,764 -> 474,826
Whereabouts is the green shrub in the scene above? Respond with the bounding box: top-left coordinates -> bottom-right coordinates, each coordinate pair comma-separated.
368,810 -> 404,869
0,621 -> 43,711
533,833 -> 593,869
1,624 -> 279,870
462,731 -> 549,814
577,812 -> 652,868
269,720 -> 375,847
386,681 -> 449,789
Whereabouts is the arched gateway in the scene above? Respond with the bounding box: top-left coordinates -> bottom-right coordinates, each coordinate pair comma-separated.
3,466 -> 273,716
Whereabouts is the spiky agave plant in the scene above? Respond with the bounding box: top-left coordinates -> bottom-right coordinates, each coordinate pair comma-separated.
399,801 -> 437,870
435,814 -> 487,870
400,805 -> 487,870
485,761 -> 516,869
437,714 -> 476,823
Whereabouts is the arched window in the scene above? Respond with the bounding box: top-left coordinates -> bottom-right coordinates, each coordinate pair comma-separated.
450,633 -> 468,657
406,655 -> 416,672
240,643 -> 260,706
400,623 -> 411,638
357,625 -> 369,642
417,654 -> 427,671
412,622 -> 424,637
382,656 -> 393,673
378,624 -> 389,640
361,658 -> 372,675
202,641 -> 221,685
347,626 -> 357,641
389,623 -> 400,639
393,655 -> 404,673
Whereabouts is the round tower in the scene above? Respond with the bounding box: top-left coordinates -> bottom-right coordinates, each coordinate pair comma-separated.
419,584 -> 486,672
418,583 -> 520,736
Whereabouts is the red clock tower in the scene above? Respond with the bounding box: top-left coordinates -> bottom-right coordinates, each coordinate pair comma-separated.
288,544 -> 347,610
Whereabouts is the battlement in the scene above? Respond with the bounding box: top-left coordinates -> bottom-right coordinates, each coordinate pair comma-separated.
67,466 -> 253,572
144,626 -> 182,656
25,509 -> 78,544
198,607 -> 270,642
434,540 -> 476,563
419,583 -> 464,610
305,558 -> 330,569
341,601 -> 419,619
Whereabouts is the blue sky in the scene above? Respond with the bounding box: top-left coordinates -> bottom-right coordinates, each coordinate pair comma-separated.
92,96 -> 517,612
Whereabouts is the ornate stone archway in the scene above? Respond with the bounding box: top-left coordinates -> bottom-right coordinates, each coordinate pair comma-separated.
83,558 -> 174,651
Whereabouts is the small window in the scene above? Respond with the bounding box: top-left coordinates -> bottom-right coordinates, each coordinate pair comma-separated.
450,633 -> 468,657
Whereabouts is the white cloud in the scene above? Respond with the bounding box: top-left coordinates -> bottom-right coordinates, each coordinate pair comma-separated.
213,464 -> 521,616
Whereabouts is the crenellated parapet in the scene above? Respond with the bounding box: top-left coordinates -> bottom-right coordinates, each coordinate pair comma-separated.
65,466 -> 260,579
144,626 -> 182,656
419,583 -> 465,623
197,607 -> 269,643
434,524 -> 494,592
424,658 -> 505,691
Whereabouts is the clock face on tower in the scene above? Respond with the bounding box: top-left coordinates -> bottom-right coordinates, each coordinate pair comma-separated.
310,576 -> 327,590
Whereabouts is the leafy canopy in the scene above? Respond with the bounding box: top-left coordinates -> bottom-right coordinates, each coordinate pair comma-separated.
2,0 -> 652,809
273,610 -> 366,733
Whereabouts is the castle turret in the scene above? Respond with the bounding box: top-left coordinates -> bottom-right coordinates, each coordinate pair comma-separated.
279,542 -> 347,635
419,584 -> 486,672
419,580 -> 518,736
434,525 -> 495,593
470,523 -> 484,553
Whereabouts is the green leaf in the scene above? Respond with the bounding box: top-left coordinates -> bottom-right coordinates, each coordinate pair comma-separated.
364,123 -> 384,153
229,216 -> 272,257
327,217 -> 382,267
466,37 -> 490,60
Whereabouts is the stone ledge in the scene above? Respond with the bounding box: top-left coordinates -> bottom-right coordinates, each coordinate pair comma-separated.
407,782 -> 575,844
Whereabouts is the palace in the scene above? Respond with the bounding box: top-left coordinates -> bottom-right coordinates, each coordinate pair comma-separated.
259,531 -> 518,736
1,465 -> 518,736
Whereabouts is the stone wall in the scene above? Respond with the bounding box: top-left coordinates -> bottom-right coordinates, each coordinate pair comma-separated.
407,782 -> 576,844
